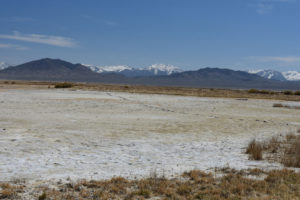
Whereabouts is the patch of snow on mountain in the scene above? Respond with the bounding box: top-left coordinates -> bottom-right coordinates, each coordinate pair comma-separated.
248,69 -> 286,81
147,64 -> 182,75
282,71 -> 300,81
82,63 -> 183,76
248,69 -> 263,74
0,62 -> 10,70
82,64 -> 132,73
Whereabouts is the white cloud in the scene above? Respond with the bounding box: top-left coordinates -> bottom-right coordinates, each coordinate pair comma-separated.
256,3 -> 273,14
248,56 -> 300,63
0,43 -> 29,50
261,0 -> 295,2
254,0 -> 296,15
0,31 -> 76,47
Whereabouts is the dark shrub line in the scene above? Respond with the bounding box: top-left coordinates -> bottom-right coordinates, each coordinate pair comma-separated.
54,82 -> 73,88
248,89 -> 300,96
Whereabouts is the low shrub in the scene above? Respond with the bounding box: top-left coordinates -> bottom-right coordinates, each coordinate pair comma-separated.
54,82 -> 73,88
283,90 -> 293,95
259,90 -> 270,94
273,103 -> 284,107
246,139 -> 263,160
248,89 -> 273,94
38,192 -> 47,200
295,91 -> 300,96
248,89 -> 259,93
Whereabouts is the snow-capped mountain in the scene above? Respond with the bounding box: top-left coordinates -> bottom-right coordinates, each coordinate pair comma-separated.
146,64 -> 182,75
82,63 -> 182,77
0,62 -> 10,70
248,69 -> 300,81
282,71 -> 300,81
82,64 -> 133,73
248,69 -> 287,81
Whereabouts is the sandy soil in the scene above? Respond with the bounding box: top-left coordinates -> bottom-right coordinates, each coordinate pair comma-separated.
0,89 -> 299,183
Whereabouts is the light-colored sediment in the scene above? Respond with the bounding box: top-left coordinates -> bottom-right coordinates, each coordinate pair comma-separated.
0,89 -> 299,183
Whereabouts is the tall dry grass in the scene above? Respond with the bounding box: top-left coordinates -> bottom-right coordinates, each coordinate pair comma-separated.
246,139 -> 263,160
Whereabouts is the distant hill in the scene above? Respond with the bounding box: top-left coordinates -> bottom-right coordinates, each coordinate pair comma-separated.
0,58 -> 125,82
0,58 -> 299,90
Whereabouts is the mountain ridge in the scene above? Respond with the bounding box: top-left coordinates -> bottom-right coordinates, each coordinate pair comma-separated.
0,58 -> 299,90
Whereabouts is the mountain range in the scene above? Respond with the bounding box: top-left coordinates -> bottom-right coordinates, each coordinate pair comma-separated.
0,58 -> 299,90
83,64 -> 300,82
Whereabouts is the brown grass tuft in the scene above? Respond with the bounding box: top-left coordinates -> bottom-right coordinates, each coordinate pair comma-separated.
282,136 -> 300,167
286,133 -> 296,141
246,139 -> 263,160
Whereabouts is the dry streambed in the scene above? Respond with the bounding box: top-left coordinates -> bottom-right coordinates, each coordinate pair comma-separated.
0,89 -> 299,184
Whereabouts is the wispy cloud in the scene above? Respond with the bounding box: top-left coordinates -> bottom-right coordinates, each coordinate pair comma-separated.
253,0 -> 296,15
248,56 -> 300,63
261,0 -> 295,2
256,3 -> 273,14
0,31 -> 76,47
103,19 -> 118,27
0,17 -> 35,22
0,43 -> 29,50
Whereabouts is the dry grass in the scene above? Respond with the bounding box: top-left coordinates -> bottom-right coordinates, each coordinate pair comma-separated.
248,131 -> 300,168
246,139 -> 263,160
282,136 -> 300,167
0,183 -> 23,199
1,80 -> 300,101
3,169 -> 300,199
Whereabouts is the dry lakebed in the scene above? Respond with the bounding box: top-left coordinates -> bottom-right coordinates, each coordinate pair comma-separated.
0,88 -> 299,184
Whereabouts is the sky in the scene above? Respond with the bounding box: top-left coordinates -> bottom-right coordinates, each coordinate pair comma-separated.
0,0 -> 300,71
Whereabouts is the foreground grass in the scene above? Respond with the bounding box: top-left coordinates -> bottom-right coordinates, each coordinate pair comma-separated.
1,169 -> 300,199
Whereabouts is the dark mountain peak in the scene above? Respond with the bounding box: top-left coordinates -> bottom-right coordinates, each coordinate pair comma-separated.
21,58 -> 81,70
0,58 -> 107,82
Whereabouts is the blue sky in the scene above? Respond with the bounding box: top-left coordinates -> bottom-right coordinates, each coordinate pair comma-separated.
0,0 -> 300,71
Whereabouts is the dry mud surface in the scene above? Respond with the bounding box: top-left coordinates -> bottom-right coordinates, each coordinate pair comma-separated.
0,89 -> 299,183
